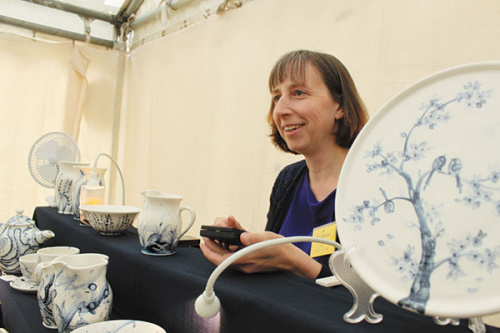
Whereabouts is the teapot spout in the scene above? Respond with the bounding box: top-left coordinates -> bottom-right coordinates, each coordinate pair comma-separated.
41,230 -> 56,241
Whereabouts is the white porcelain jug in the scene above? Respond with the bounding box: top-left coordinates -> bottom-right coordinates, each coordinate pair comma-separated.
55,162 -> 89,214
36,257 -> 59,329
138,190 -> 196,256
37,253 -> 112,333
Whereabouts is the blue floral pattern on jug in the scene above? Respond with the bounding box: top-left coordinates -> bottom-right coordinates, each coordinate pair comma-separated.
140,222 -> 179,255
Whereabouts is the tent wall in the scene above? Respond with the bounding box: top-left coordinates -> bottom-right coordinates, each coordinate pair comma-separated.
119,0 -> 500,236
1,0 -> 499,249
0,34 -> 124,221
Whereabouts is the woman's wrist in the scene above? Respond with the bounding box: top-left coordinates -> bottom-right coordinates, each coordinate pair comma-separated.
281,244 -> 323,280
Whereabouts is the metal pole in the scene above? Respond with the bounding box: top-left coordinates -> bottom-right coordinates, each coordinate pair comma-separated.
0,15 -> 115,48
19,0 -> 120,25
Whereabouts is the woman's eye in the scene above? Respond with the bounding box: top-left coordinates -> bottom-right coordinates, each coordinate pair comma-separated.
273,95 -> 281,102
294,90 -> 305,96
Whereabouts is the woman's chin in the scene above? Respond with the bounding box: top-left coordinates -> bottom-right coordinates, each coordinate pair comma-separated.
287,145 -> 305,155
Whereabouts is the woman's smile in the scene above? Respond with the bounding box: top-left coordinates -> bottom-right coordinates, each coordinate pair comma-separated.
283,123 -> 305,133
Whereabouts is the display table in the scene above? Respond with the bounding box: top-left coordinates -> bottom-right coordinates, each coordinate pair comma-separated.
0,207 -> 498,333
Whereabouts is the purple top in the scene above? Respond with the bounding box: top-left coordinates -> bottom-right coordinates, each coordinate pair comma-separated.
278,171 -> 336,255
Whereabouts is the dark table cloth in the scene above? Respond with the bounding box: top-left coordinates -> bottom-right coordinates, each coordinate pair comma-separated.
0,206 -> 498,333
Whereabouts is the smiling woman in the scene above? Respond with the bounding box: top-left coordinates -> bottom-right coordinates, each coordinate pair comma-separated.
268,50 -> 368,154
270,63 -> 343,158
200,49 -> 369,281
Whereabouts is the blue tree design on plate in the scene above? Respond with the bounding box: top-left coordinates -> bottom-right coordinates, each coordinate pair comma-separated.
343,81 -> 500,314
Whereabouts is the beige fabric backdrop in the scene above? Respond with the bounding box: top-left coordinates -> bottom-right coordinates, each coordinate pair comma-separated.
0,34 -> 124,221
119,0 -> 500,237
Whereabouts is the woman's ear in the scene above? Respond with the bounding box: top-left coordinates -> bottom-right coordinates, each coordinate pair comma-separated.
334,107 -> 344,120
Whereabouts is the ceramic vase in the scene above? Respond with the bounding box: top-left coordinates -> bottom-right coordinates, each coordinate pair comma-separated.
70,167 -> 106,221
55,162 -> 89,214
138,190 -> 196,256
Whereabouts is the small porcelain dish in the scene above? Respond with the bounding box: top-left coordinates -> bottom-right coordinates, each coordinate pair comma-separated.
71,320 -> 166,333
80,205 -> 140,236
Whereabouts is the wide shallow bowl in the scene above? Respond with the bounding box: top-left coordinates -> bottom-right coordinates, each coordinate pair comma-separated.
79,205 -> 140,236
72,320 -> 166,333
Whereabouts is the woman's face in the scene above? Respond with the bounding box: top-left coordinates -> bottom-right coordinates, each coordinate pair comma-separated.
271,63 -> 344,157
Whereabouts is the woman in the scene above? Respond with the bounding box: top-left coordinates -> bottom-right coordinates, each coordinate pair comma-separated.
200,50 -> 369,280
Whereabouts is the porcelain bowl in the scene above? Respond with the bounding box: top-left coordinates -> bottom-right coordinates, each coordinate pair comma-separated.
72,320 -> 166,333
79,205 -> 140,236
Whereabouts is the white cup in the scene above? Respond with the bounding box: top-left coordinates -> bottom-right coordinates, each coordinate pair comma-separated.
37,246 -> 80,262
19,253 -> 41,283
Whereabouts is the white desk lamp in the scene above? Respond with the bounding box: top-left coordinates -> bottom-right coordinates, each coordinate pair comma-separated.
195,236 -> 342,318
86,152 -> 125,205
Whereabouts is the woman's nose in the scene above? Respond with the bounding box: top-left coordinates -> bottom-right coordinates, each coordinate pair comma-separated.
274,96 -> 291,117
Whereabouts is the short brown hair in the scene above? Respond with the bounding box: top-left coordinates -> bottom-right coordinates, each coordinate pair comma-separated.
267,50 -> 369,154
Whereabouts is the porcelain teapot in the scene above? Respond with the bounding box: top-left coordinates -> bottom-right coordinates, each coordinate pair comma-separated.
0,210 -> 55,274
138,190 -> 196,256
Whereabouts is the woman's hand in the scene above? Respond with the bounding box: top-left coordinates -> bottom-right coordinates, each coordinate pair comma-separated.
200,216 -> 323,280
200,215 -> 245,261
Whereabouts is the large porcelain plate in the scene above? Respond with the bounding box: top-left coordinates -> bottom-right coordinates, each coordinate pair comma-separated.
336,62 -> 500,318
71,320 -> 166,333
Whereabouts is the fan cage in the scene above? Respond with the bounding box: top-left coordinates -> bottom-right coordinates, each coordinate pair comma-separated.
28,132 -> 81,188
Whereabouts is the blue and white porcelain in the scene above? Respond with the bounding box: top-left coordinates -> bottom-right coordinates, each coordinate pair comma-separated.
35,246 -> 81,329
10,276 -> 38,293
336,62 -> 500,318
0,210 -> 55,274
79,204 -> 140,235
37,246 -> 80,262
38,253 -> 112,333
19,252 -> 41,283
138,190 -> 196,256
55,162 -> 89,214
36,257 -> 59,329
71,320 -> 166,333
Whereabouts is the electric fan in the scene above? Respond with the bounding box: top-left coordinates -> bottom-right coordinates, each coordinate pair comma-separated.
28,132 -> 81,188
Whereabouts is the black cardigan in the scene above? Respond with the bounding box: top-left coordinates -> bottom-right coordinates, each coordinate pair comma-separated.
265,160 -> 333,278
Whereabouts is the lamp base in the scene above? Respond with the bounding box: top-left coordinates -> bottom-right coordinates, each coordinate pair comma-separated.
195,291 -> 221,319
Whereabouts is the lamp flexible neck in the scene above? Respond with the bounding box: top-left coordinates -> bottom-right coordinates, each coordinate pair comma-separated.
204,236 -> 341,295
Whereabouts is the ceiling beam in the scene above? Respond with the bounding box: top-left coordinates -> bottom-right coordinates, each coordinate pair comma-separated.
0,14 -> 115,48
20,0 -> 122,25
117,0 -> 144,19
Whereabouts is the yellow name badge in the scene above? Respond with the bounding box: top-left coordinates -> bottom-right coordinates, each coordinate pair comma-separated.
310,222 -> 337,258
